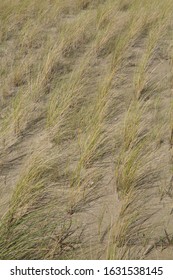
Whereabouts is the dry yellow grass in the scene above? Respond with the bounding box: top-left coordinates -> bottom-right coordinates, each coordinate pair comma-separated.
0,0 -> 173,260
